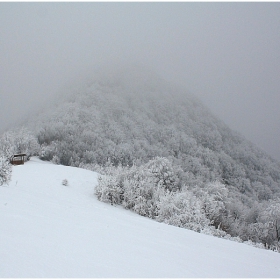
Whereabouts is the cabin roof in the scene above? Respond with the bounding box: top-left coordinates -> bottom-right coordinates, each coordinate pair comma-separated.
12,153 -> 27,157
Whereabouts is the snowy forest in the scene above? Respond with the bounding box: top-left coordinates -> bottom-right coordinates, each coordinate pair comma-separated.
1,68 -> 280,251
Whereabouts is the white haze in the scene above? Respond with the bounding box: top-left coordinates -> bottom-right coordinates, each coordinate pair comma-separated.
1,3 -> 280,160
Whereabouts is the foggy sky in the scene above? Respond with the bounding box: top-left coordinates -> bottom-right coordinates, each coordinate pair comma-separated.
1,3 -> 280,161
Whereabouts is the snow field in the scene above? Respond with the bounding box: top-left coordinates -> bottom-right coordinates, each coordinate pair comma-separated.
1,157 -> 280,277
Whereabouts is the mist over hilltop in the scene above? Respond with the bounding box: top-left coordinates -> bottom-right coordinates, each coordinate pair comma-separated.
1,3 -> 280,160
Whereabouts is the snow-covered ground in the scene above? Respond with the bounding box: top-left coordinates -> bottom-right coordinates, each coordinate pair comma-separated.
1,157 -> 280,277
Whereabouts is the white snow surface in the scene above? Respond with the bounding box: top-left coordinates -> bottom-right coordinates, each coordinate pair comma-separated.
1,157 -> 280,278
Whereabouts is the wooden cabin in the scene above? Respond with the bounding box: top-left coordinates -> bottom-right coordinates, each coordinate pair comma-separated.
10,154 -> 27,165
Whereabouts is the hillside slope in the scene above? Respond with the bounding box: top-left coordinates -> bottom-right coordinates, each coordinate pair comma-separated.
1,157 -> 280,278
28,67 -> 280,201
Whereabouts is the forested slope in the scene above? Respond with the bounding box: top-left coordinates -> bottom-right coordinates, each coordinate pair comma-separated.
4,66 -> 279,250
29,68 -> 280,200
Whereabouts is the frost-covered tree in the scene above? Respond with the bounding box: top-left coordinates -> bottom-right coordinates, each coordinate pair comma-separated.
95,175 -> 124,205
258,198 -> 280,246
0,127 -> 40,159
156,190 -> 211,232
144,157 -> 182,192
0,153 -> 11,186
122,165 -> 165,218
0,131 -> 14,158
94,157 -> 182,218
195,181 -> 229,230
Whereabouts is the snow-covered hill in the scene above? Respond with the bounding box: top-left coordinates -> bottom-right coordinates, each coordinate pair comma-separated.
1,158 -> 280,277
